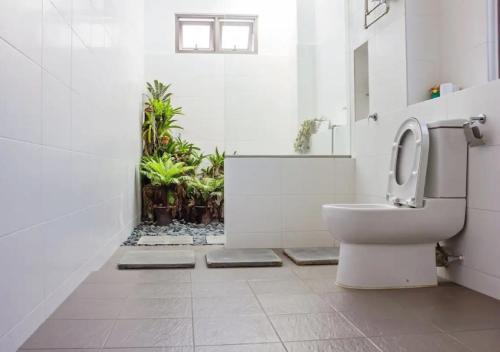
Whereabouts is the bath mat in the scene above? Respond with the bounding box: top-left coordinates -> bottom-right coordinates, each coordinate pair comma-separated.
284,247 -> 339,265
206,248 -> 282,268
118,250 -> 195,269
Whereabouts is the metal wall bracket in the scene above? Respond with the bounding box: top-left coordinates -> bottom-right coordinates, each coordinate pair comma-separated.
364,0 -> 390,29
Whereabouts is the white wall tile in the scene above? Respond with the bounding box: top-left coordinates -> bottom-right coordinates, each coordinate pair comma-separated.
225,195 -> 282,234
333,158 -> 355,195
226,232 -> 283,249
283,231 -> 334,248
41,147 -> 74,221
225,158 -> 282,196
0,39 -> 42,144
468,146 -> 500,212
282,195 -> 335,232
0,139 -> 42,237
225,157 -> 352,248
42,0 -> 72,86
281,158 -> 335,195
42,72 -> 72,149
0,0 -> 43,64
0,227 -> 45,338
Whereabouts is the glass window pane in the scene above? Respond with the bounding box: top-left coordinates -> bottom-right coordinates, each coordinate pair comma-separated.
181,23 -> 212,50
221,24 -> 251,50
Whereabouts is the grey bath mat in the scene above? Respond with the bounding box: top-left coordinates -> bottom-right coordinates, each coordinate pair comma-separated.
284,247 -> 339,265
118,250 -> 195,269
206,248 -> 282,268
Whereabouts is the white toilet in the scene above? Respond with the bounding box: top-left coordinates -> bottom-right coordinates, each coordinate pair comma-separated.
322,118 -> 468,289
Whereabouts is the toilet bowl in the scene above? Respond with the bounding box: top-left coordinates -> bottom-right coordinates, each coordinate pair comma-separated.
322,118 -> 468,289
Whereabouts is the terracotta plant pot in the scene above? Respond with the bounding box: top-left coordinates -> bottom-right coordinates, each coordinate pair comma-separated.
154,206 -> 172,226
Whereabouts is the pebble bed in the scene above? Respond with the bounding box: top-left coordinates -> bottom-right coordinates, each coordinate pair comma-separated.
122,220 -> 225,246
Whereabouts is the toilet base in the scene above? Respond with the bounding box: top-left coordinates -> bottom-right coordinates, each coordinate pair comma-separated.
336,242 -> 438,289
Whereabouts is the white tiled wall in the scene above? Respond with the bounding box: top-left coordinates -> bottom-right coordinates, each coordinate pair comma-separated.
225,157 -> 355,248
349,0 -> 500,299
144,0 -> 298,155
406,0 -> 490,105
0,1 -> 144,350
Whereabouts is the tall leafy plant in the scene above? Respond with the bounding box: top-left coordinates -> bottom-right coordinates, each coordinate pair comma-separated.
142,80 -> 183,156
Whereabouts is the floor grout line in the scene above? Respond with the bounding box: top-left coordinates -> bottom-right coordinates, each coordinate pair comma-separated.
248,279 -> 290,352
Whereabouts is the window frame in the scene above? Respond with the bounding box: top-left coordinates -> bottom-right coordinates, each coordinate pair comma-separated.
175,14 -> 258,54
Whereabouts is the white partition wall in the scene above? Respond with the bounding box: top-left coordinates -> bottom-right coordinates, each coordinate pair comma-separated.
225,157 -> 355,248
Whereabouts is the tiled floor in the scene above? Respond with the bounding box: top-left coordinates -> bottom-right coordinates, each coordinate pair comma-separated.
20,246 -> 500,352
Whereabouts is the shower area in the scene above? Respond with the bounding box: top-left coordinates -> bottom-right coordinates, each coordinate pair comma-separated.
143,0 -> 353,249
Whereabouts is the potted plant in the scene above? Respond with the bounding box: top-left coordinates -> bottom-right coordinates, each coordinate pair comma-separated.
140,155 -> 193,225
187,176 -> 224,224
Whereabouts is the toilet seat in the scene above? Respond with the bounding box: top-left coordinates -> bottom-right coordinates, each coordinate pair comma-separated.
387,118 -> 429,208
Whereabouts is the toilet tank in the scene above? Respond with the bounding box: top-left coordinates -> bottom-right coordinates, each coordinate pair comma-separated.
424,119 -> 468,198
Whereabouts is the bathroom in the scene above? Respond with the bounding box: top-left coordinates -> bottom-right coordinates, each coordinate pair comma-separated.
1,0 -> 500,351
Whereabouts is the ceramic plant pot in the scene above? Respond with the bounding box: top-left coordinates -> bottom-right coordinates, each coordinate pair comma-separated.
154,206 -> 172,226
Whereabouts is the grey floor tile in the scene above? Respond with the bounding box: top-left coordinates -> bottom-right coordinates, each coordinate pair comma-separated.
102,348 -> 193,352
370,333 -> 471,352
119,297 -> 192,318
105,319 -> 193,348
412,304 -> 500,332
21,319 -> 114,349
196,343 -> 286,351
194,315 -> 279,345
19,350 -> 99,352
285,338 -> 380,352
191,281 -> 253,297
342,309 -> 441,337
249,280 -> 311,295
302,279 -> 345,294
128,283 -> 192,298
193,295 -> 263,317
322,291 -> 404,315
70,283 -> 133,299
292,265 -> 338,280
258,293 -> 334,315
85,269 -> 191,284
191,267 -> 297,283
50,297 -> 124,320
451,329 -> 500,352
269,313 -> 362,342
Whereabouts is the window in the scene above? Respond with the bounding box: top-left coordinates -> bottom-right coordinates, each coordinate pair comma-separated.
176,14 -> 258,54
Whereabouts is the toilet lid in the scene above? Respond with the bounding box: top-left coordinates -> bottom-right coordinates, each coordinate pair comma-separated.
387,118 -> 429,208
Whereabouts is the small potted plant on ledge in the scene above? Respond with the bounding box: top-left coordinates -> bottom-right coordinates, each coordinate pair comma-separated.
140,155 -> 193,225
